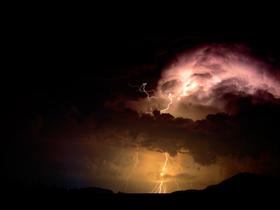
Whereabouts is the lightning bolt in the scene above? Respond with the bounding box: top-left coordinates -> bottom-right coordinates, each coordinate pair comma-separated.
139,83 -> 174,114
129,82 -> 153,101
129,82 -> 156,113
151,152 -> 169,193
139,83 -> 151,101
130,82 -> 175,114
160,93 -> 173,113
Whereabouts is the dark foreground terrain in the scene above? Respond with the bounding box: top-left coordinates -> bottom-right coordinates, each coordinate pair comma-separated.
4,173 -> 279,209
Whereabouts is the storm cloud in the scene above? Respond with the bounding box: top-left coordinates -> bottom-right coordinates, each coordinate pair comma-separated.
126,44 -> 280,119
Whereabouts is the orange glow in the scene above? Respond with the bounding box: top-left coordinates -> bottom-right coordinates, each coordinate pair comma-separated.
89,143 -> 236,193
151,152 -> 169,193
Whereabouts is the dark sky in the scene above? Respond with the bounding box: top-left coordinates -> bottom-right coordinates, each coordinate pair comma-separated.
3,12 -> 280,192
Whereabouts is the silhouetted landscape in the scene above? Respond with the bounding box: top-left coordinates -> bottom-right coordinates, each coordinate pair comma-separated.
4,173 -> 279,209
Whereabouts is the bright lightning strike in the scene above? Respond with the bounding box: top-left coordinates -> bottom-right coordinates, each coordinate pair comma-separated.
138,83 -> 175,113
151,152 -> 169,193
129,82 -> 153,101
129,82 -> 156,114
160,93 -> 174,113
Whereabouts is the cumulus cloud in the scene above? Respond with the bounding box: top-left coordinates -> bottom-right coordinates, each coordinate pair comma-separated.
126,44 -> 280,119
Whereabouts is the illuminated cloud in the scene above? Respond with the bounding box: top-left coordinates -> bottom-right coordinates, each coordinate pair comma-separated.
126,44 -> 280,119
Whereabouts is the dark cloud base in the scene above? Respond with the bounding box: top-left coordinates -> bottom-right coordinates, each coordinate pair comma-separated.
4,91 -> 280,190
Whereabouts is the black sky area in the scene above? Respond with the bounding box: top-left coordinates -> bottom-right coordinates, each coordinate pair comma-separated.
3,9 -> 280,190
7,19 -> 280,118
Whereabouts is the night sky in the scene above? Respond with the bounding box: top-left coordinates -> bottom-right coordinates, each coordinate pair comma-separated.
4,13 -> 280,193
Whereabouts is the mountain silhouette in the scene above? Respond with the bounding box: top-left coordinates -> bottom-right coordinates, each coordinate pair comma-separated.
4,173 -> 279,209
173,172 -> 279,195
204,172 -> 278,193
